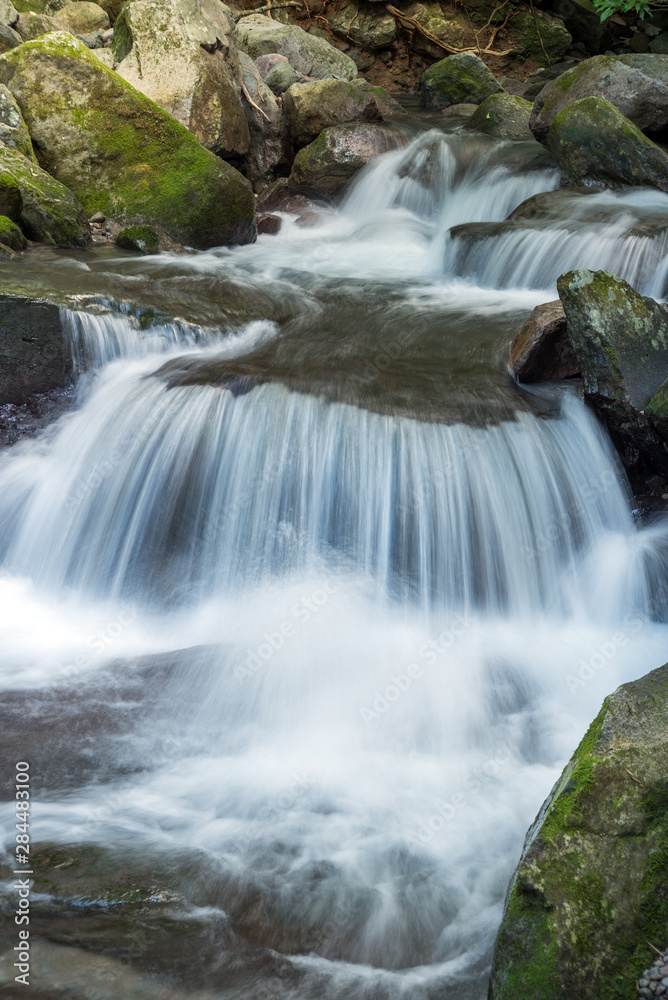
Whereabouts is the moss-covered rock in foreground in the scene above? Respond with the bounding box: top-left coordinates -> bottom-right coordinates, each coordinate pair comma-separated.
557,268 -> 668,473
489,661 -> 668,1000
420,52 -> 503,111
0,145 -> 90,246
546,96 -> 668,192
0,211 -> 25,249
0,32 -> 255,248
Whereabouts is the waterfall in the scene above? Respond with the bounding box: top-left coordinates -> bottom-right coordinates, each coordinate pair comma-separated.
1,121 -> 668,1000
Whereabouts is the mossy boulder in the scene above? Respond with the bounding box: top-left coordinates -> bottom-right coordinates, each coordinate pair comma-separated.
546,96 -> 668,192
283,77 -> 405,147
465,92 -> 534,139
288,122 -> 404,197
420,52 -> 503,110
530,55 -> 668,144
508,10 -> 570,64
0,145 -> 90,245
328,2 -> 396,51
557,268 -> 668,473
0,82 -> 33,159
489,661 -> 668,1000
0,33 -> 255,248
397,2 -> 464,58
113,0 -> 249,158
116,224 -> 159,254
238,51 -> 292,182
14,8 -> 63,38
235,13 -> 357,81
0,211 -> 25,248
53,0 -> 108,32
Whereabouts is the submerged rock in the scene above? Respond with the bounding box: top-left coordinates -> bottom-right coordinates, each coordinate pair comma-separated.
288,122 -> 404,197
116,224 -> 160,254
509,300 -> 579,381
420,52 -> 503,110
283,78 -> 405,147
235,13 -> 357,82
0,145 -> 91,246
238,51 -> 292,183
489,660 -> 668,1000
0,33 -> 256,248
530,54 -> 668,144
113,0 -> 249,158
465,93 -> 534,140
558,268 -> 668,472
545,97 -> 668,192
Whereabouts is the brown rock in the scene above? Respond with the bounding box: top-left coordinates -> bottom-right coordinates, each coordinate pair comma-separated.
509,300 -> 580,382
256,211 -> 281,234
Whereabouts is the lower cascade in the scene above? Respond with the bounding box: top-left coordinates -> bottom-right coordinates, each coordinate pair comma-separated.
1,113 -> 668,1000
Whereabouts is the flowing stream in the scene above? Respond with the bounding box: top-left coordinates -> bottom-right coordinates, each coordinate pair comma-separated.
1,117 -> 668,999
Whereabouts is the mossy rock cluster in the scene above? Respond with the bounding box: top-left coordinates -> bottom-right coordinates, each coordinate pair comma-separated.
0,33 -> 255,248
490,661 -> 668,1000
420,52 -> 503,111
530,54 -> 668,144
283,77 -> 405,147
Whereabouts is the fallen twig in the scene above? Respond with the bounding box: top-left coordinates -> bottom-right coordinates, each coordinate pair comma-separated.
234,2 -> 300,19
241,80 -> 272,121
624,767 -> 642,785
385,3 -> 513,56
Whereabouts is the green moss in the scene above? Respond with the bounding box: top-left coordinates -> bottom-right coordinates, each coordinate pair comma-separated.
0,145 -> 89,247
0,213 -> 26,250
0,33 -> 255,248
117,224 -> 160,254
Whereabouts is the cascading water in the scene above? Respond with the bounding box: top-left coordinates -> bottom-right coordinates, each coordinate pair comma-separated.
1,120 -> 668,1000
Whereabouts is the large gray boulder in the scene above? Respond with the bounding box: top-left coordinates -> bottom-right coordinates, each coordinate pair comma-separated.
288,122 -> 405,197
113,0 -> 249,158
235,13 -> 357,81
328,2 -> 396,51
420,52 -> 503,110
238,51 -> 292,184
545,97 -> 668,192
530,54 -> 668,144
557,269 -> 668,473
0,33 -> 255,249
489,661 -> 668,1000
283,78 -> 405,147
